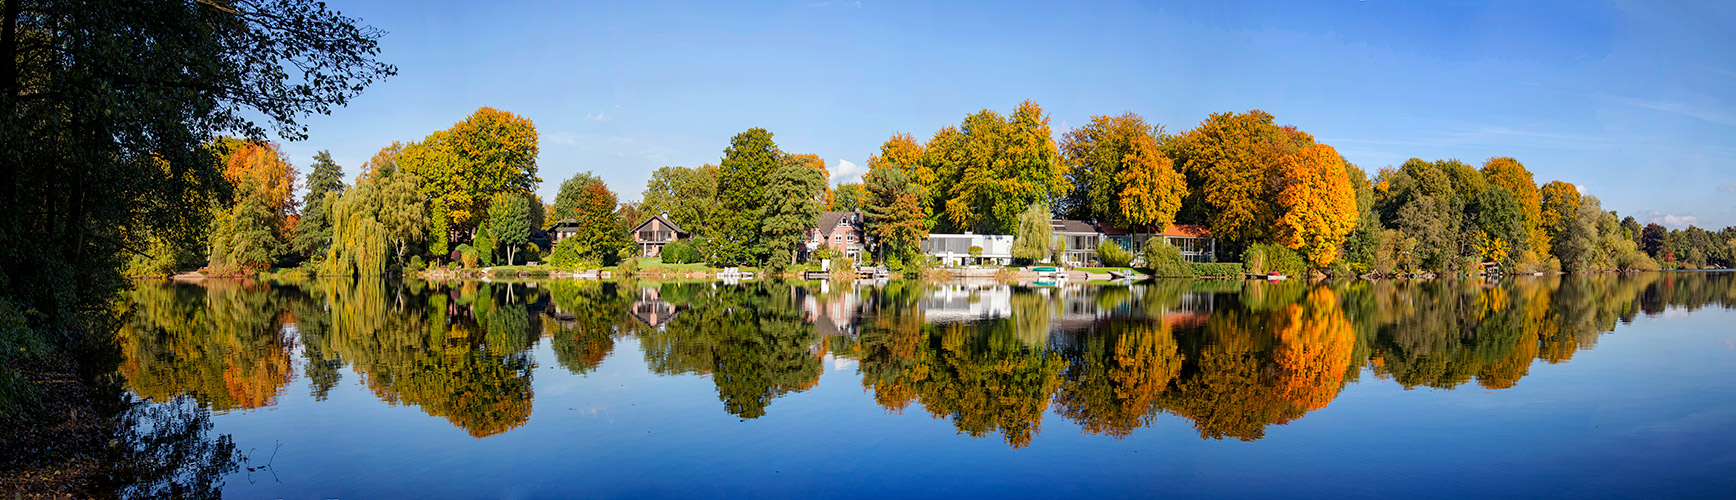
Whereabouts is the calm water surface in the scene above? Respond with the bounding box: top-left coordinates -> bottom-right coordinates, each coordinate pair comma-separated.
114,273 -> 1736,498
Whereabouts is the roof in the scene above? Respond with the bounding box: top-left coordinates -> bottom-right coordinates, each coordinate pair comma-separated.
816,211 -> 858,231
1160,224 -> 1212,238
631,214 -> 688,235
1049,219 -> 1097,234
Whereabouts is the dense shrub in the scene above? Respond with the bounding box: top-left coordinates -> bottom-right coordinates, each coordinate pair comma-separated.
661,239 -> 701,264
1189,262 -> 1244,277
1097,240 -> 1133,268
1242,242 -> 1306,276
1141,239 -> 1196,277
548,237 -> 597,269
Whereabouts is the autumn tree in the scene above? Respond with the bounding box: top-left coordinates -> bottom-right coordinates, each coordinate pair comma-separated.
399,107 -> 541,240
761,154 -> 828,270
710,128 -> 781,265
1060,113 -> 1185,232
932,101 -> 1069,234
863,167 -> 931,261
222,140 -> 300,232
1272,144 -> 1358,268
552,172 -> 627,266
866,132 -> 929,210
1481,157 -> 1546,259
1165,110 -> 1315,255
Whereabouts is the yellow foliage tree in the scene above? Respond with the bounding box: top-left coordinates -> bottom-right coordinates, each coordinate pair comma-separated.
1273,144 -> 1358,267
1539,180 -> 1581,239
1116,135 -> 1187,232
1481,157 -> 1546,256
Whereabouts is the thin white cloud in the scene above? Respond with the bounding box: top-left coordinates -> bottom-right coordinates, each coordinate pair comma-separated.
832,159 -> 866,185
809,1 -> 862,7
1574,183 -> 1588,195
585,111 -> 614,122
545,132 -> 579,145
1718,181 -> 1736,193
1648,212 -> 1701,228
1602,94 -> 1736,127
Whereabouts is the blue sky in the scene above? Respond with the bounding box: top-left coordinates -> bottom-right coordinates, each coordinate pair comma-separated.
277,0 -> 1736,229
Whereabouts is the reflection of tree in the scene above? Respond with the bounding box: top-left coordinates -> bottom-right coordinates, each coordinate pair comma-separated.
307,279 -> 538,438
1159,311 -> 1286,441
1055,321 -> 1181,437
119,281 -> 296,412
1271,288 -> 1355,411
639,282 -> 823,419
855,298 -> 1065,448
102,397 -> 242,500
543,281 -> 632,374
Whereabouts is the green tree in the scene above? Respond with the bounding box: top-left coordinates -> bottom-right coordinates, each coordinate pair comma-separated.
488,191 -> 531,265
1012,204 -> 1054,264
711,128 -> 781,265
1469,186 -> 1528,264
761,154 -> 828,270
209,184 -> 288,274
378,168 -> 427,267
639,165 -> 717,235
830,182 -> 866,211
294,151 -> 348,260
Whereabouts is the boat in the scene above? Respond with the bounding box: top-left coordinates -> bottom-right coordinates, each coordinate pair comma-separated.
1266,272 -> 1287,282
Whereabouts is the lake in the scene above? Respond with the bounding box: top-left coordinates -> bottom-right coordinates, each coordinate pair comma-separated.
111,273 -> 1736,498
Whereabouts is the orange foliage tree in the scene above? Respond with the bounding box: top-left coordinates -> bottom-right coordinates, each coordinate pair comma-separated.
1273,144 -> 1359,267
222,139 -> 300,232
1165,110 -> 1315,253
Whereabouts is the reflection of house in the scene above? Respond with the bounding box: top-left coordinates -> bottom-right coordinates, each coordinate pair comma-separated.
631,215 -> 688,258
631,287 -> 680,329
921,284 -> 1014,323
806,211 -> 868,260
921,233 -> 1014,266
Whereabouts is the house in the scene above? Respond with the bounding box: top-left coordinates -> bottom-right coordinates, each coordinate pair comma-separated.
631,214 -> 688,258
1157,224 -> 1215,263
1050,219 -> 1102,266
806,211 -> 868,260
921,233 -> 1014,266
549,219 -> 581,243
1046,220 -> 1219,266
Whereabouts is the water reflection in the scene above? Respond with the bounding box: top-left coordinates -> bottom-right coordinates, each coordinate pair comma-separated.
116,272 -> 1736,448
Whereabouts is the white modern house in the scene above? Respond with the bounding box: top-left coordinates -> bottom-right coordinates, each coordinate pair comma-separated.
921,232 -> 1015,266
